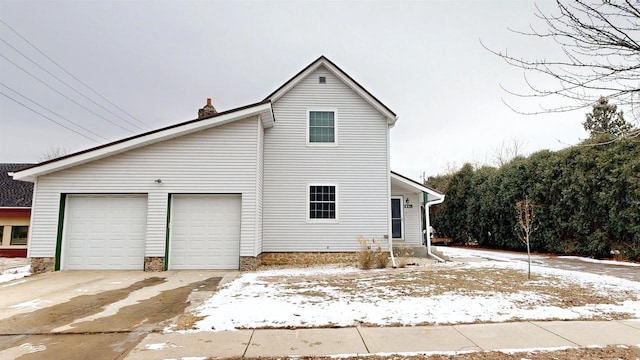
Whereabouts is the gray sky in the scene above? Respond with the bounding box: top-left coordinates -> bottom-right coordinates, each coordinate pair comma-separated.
0,0 -> 591,179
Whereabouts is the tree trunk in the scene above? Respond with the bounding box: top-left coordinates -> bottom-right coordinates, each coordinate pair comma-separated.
526,237 -> 531,280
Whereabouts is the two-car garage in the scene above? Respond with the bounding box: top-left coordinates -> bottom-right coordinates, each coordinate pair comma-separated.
61,194 -> 241,270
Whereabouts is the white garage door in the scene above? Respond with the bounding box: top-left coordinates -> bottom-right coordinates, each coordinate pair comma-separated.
63,195 -> 147,270
169,194 -> 241,270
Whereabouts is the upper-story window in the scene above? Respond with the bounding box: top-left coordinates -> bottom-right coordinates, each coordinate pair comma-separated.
307,109 -> 338,145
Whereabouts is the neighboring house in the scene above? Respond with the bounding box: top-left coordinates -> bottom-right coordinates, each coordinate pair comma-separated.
1,163 -> 34,257
12,56 -> 444,273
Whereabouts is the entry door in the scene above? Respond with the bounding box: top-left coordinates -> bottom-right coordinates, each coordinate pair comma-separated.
391,196 -> 403,239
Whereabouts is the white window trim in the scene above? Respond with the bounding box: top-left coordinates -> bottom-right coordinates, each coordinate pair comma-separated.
306,108 -> 338,147
306,183 -> 339,223
391,195 -> 404,240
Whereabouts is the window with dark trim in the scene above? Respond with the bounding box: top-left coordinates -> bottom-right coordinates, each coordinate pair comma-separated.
309,185 -> 336,219
10,226 -> 28,245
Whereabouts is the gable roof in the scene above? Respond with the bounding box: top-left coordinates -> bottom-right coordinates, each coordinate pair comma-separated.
391,171 -> 444,200
1,163 -> 34,207
12,101 -> 274,182
264,56 -> 398,125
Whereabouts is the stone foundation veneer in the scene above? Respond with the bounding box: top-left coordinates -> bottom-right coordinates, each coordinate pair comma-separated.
31,257 -> 55,274
144,257 -> 165,272
260,252 -> 358,266
240,256 -> 262,271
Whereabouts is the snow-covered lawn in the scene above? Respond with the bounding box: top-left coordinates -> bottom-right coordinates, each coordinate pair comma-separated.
192,255 -> 640,332
0,258 -> 31,284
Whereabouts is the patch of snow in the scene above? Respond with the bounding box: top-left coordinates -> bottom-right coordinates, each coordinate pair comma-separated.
497,346 -> 576,354
1,279 -> 27,287
19,343 -> 46,353
191,260 -> 640,332
559,256 -> 640,267
10,298 -> 50,310
144,342 -> 178,350
437,246 -> 545,262
0,265 -> 31,284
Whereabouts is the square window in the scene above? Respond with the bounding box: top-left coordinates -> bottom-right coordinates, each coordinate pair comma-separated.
309,185 -> 336,220
308,111 -> 336,143
10,226 -> 28,245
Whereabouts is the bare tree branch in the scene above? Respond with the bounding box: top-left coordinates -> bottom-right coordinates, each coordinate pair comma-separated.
485,0 -> 640,128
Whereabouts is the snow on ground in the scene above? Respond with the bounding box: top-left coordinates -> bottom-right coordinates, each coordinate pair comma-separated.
558,256 -> 640,267
0,259 -> 31,284
192,257 -> 640,332
438,246 -> 640,268
436,246 -> 544,261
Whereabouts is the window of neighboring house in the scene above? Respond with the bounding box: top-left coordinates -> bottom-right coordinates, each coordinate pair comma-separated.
308,110 -> 337,144
0,226 -> 4,243
10,226 -> 28,245
308,185 -> 337,221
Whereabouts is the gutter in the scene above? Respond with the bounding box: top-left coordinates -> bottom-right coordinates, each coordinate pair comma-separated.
424,195 -> 446,262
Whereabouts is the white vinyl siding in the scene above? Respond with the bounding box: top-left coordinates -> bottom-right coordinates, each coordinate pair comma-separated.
255,123 -> 264,255
28,117 -> 263,259
263,66 -> 389,252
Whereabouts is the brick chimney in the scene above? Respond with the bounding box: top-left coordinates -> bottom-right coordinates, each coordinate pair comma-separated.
198,98 -> 217,119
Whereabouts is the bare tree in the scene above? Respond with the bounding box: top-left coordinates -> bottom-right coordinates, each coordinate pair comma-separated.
484,0 -> 640,139
490,138 -> 527,167
515,196 -> 538,280
39,147 -> 69,162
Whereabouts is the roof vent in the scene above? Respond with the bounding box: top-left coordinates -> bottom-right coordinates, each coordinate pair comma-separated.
319,76 -> 326,84
198,98 -> 217,119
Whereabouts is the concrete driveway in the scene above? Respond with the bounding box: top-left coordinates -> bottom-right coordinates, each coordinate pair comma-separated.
0,269 -> 238,360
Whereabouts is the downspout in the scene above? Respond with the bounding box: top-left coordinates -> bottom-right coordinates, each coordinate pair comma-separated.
425,194 -> 446,262
386,127 -> 397,268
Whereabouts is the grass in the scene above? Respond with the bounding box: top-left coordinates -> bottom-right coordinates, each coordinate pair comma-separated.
254,265 -> 638,322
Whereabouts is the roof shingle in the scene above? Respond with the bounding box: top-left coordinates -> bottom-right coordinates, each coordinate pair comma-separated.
1,163 -> 34,207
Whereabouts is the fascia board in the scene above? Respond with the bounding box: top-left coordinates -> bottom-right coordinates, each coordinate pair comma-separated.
391,172 -> 444,199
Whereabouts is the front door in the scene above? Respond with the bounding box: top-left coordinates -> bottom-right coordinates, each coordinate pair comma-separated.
391,196 -> 403,239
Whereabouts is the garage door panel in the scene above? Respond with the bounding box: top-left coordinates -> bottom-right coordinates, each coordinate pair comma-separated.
63,195 -> 147,270
169,194 -> 241,270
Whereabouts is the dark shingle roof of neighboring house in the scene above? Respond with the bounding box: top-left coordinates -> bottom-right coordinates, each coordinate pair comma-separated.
0,163 -> 35,207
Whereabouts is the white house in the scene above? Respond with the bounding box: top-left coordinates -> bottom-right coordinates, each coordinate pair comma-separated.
11,56 -> 444,272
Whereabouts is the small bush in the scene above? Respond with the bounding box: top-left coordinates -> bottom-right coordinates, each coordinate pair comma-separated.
357,237 -> 389,269
373,247 -> 389,269
393,245 -> 413,268
357,237 -> 373,270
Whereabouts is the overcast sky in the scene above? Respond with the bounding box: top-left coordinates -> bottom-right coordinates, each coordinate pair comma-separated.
0,0 -> 591,180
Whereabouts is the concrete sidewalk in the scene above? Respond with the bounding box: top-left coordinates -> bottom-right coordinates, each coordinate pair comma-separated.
125,319 -> 640,359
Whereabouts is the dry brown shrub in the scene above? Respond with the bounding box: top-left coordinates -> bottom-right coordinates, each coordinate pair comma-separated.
358,237 -> 389,269
357,236 -> 373,270
373,247 -> 389,269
